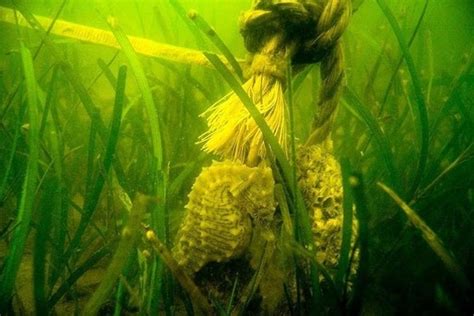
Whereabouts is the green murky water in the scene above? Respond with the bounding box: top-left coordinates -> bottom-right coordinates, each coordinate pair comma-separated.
0,0 -> 472,314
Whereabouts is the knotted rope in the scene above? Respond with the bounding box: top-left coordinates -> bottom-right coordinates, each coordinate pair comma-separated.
199,0 -> 351,165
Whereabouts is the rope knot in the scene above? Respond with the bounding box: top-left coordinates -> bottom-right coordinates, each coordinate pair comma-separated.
199,0 -> 352,164
240,0 -> 350,65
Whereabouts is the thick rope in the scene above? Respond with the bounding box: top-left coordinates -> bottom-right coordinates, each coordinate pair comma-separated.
0,5 -> 243,69
307,42 -> 345,144
243,0 -> 352,146
200,0 -> 351,163
307,0 -> 351,145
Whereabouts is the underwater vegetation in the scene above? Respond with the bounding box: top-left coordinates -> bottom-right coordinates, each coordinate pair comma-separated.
0,0 -> 473,315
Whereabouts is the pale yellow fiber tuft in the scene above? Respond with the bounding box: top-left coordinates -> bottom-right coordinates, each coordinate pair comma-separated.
199,75 -> 287,165
199,36 -> 290,165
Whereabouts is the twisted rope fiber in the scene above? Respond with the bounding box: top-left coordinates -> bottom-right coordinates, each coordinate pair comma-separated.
308,0 -> 351,144
244,0 -> 351,145
200,0 -> 351,164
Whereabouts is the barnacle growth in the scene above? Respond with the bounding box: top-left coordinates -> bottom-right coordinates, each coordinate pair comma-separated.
296,142 -> 359,281
172,160 -> 276,275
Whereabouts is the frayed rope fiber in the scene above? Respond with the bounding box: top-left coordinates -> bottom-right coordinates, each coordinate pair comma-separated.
199,0 -> 351,165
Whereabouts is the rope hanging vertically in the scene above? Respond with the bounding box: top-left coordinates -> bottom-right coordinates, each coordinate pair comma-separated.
306,0 -> 351,145
199,0 -> 351,165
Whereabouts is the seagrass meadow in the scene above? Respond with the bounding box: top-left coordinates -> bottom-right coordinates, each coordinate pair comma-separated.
0,0 -> 473,314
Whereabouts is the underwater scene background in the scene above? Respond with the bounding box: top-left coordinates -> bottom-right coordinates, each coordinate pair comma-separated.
0,0 -> 473,314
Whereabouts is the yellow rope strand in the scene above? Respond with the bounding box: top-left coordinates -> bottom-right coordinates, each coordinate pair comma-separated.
0,5 -> 242,69
199,35 -> 293,165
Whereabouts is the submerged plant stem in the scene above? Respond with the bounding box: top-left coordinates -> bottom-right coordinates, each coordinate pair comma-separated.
348,174 -> 369,315
343,88 -> 399,188
378,182 -> 471,292
83,194 -> 148,315
376,0 -> 429,199
336,158 -> 354,296
169,0 -> 243,80
0,43 -> 40,310
146,229 -> 212,314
